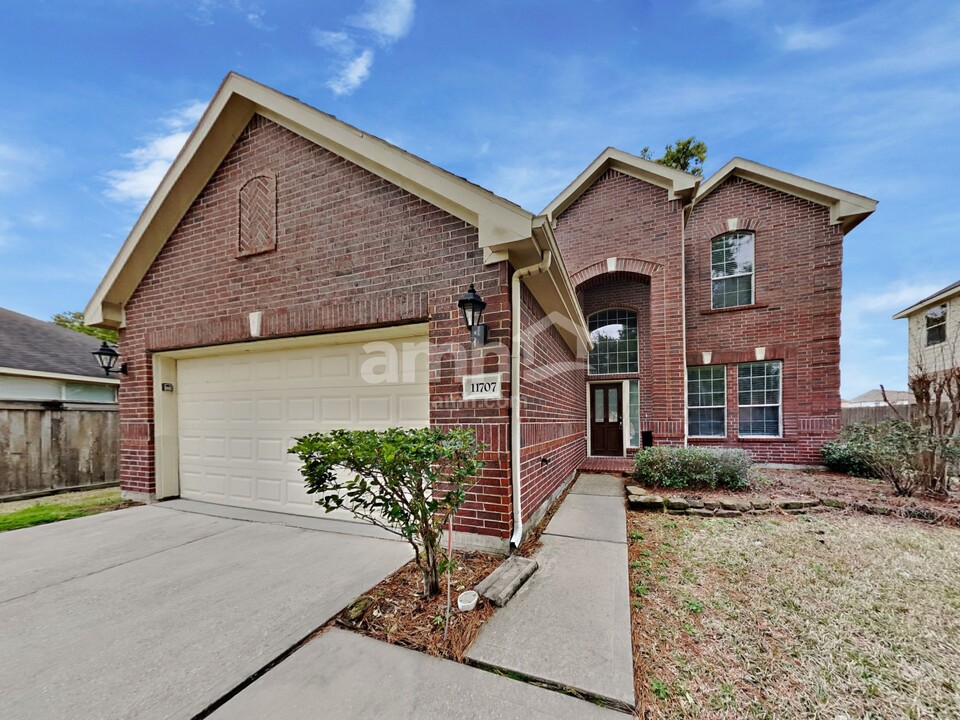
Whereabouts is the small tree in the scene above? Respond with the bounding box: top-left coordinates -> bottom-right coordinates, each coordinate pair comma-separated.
881,348 -> 960,495
289,427 -> 484,597
51,311 -> 119,344
640,137 -> 708,176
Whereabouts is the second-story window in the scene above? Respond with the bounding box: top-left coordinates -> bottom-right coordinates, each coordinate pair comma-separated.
711,231 -> 754,309
926,304 -> 947,346
588,309 -> 638,375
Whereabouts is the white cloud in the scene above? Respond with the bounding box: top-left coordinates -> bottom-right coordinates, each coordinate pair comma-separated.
327,50 -> 375,96
845,280 -> 947,319
312,30 -> 356,56
349,0 -> 415,44
778,25 -> 842,52
189,0 -> 271,29
104,102 -> 203,204
312,1 -> 415,96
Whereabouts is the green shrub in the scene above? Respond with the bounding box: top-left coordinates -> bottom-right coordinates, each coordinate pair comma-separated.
831,420 -> 960,496
820,437 -> 878,478
632,446 -> 752,490
289,427 -> 484,597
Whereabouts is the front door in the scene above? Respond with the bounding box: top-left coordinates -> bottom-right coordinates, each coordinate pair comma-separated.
590,383 -> 623,456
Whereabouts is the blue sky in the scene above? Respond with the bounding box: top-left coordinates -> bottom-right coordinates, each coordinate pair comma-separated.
1,0 -> 958,397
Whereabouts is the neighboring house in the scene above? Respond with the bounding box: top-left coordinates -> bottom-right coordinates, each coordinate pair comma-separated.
893,280 -> 960,374
0,307 -> 118,404
85,74 -> 876,551
842,389 -> 912,408
0,307 -> 119,499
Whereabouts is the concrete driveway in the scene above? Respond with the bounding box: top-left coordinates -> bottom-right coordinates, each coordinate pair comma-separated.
0,502 -> 411,720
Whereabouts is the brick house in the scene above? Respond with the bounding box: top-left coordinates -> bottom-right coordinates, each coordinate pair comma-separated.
86,74 -> 876,551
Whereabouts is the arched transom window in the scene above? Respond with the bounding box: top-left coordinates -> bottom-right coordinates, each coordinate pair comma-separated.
588,309 -> 638,375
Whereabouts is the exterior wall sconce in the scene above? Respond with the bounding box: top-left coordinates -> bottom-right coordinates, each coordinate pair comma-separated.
457,283 -> 488,348
91,341 -> 128,376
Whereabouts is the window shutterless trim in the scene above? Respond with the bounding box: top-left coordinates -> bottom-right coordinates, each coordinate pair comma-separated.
686,365 -> 726,438
710,231 -> 755,310
737,360 -> 782,438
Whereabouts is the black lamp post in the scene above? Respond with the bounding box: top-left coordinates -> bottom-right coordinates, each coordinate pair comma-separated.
91,342 -> 128,377
457,283 -> 488,348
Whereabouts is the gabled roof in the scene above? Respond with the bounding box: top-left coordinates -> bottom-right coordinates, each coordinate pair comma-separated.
695,157 -> 877,233
85,73 -> 590,352
893,279 -> 960,319
0,308 -> 116,382
542,147 -> 700,220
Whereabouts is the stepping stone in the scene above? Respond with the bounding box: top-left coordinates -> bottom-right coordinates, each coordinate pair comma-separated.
627,495 -> 663,510
665,497 -> 689,510
475,555 -> 538,608
777,499 -> 820,510
751,499 -> 772,510
721,499 -> 752,512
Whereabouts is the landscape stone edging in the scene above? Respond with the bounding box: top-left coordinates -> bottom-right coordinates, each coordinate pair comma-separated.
625,485 -> 843,518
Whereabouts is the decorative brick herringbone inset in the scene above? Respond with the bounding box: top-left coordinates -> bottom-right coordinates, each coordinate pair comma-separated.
238,172 -> 277,256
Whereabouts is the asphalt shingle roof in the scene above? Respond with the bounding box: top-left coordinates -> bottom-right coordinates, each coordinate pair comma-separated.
0,307 -> 112,379
898,279 -> 960,316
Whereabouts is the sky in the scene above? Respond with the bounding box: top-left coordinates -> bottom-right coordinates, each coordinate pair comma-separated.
0,0 -> 958,398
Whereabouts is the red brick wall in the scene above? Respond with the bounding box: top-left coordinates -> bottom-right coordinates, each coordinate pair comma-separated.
120,114 -> 513,537
684,176 -> 844,463
518,284 -> 586,522
553,169 -> 686,443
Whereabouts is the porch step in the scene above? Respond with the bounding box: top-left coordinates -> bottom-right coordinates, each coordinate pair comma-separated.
579,457 -> 634,475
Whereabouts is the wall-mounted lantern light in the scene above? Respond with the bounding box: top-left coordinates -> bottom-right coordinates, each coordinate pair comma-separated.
91,342 -> 128,377
457,283 -> 488,348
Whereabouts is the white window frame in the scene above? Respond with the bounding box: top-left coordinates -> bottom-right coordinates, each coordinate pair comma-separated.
686,365 -> 727,438
925,304 -> 947,346
586,308 -> 639,376
710,231 -> 755,309
737,361 -> 782,438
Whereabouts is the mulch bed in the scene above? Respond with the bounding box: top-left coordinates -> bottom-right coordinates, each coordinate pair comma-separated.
333,550 -> 502,662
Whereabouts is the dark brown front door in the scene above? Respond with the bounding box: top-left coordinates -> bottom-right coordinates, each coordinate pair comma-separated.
590,383 -> 623,456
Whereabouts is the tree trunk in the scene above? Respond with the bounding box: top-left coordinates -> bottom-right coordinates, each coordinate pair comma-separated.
421,542 -> 441,597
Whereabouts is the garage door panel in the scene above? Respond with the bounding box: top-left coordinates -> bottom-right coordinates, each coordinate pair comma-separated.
177,332 -> 428,518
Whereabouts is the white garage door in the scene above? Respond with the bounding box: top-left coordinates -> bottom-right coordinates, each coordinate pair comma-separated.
176,332 -> 429,517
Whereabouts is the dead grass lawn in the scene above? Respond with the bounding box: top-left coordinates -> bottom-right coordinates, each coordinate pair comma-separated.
629,511 -> 960,719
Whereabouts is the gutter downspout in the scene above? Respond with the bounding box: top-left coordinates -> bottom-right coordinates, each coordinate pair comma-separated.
681,201 -> 690,447
509,247 -> 553,549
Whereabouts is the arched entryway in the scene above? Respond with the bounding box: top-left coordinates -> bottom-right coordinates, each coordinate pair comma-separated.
575,259 -> 659,457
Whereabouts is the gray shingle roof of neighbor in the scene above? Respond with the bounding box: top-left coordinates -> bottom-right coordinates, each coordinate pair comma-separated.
844,388 -> 912,405
0,307 -> 112,379
894,279 -> 960,318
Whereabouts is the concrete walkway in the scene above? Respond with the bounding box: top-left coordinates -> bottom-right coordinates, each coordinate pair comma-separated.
467,473 -> 634,707
210,628 -> 623,719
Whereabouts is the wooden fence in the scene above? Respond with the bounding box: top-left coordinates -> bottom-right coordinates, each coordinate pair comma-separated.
0,401 -> 119,500
841,404 -> 913,426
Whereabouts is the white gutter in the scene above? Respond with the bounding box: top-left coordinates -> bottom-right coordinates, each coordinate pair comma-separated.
509,247 -> 553,549
681,202 -> 689,447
